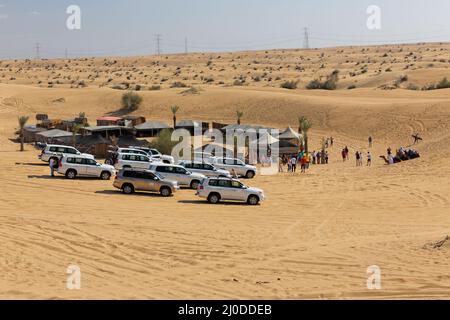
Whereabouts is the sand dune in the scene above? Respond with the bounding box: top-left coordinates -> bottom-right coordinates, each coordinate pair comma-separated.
1,43 -> 450,299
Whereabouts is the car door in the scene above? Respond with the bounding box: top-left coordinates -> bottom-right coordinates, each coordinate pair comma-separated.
137,155 -> 149,169
174,166 -> 190,185
216,179 -> 233,200
234,159 -> 246,176
230,180 -> 246,200
141,171 -> 159,192
84,158 -> 100,176
73,157 -> 87,175
202,163 -> 216,177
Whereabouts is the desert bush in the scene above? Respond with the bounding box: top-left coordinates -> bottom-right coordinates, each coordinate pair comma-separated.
407,83 -> 419,91
171,81 -> 187,88
347,84 -> 357,90
307,70 -> 339,90
436,77 -> 450,89
149,85 -> 161,90
280,80 -> 298,90
121,91 -> 142,111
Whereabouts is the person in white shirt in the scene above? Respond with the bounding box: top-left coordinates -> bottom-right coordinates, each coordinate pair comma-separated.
367,152 -> 372,166
290,157 -> 297,173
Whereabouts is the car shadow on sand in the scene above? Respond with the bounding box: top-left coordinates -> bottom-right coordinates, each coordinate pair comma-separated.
27,175 -> 103,181
95,190 -> 167,198
178,200 -> 253,206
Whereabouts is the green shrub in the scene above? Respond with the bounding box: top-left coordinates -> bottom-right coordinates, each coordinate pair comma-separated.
121,91 -> 142,111
149,129 -> 177,155
437,77 -> 450,89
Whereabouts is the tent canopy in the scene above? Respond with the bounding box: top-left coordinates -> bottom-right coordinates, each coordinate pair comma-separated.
278,127 -> 302,140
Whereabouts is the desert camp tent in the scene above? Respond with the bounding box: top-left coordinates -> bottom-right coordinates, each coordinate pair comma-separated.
278,127 -> 302,140
22,125 -> 47,143
83,126 -> 135,139
36,129 -> 75,144
135,121 -> 170,137
175,120 -> 209,136
278,140 -> 300,155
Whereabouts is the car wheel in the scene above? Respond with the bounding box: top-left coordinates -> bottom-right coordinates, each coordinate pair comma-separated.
245,171 -> 255,179
65,169 -> 77,179
100,171 -> 111,180
190,180 -> 200,190
160,187 -> 172,197
208,193 -> 221,204
122,184 -> 134,195
247,195 -> 260,205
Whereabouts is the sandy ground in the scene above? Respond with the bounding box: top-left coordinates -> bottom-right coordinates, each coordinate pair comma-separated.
1,44 -> 450,299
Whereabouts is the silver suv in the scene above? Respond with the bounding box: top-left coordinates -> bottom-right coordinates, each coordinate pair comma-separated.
148,163 -> 206,189
113,169 -> 178,197
178,161 -> 231,178
39,144 -> 94,165
196,177 -> 265,205
209,157 -> 257,179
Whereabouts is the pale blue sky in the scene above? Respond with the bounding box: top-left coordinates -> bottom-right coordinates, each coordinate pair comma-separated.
0,0 -> 449,59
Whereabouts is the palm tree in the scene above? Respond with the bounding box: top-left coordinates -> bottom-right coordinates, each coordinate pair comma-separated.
18,116 -> 29,152
171,106 -> 180,128
298,116 -> 312,153
236,110 -> 244,125
72,123 -> 83,147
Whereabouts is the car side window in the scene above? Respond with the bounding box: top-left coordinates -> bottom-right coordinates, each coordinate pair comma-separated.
184,163 -> 192,169
203,164 -> 213,170
218,180 -> 232,188
156,166 -> 166,173
123,171 -> 136,178
208,180 -> 218,186
231,181 -> 243,188
66,148 -> 77,154
67,157 -> 75,164
75,158 -> 83,164
234,159 -> 244,166
122,155 -> 129,160
57,147 -> 66,153
129,155 -> 137,161
49,147 -> 57,152
84,159 -> 97,166
175,167 -> 187,174
141,156 -> 149,162
142,172 -> 155,180
193,163 -> 202,169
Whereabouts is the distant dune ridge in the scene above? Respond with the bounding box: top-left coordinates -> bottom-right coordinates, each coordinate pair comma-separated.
0,43 -> 450,299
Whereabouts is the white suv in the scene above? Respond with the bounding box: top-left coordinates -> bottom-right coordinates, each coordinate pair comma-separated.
58,155 -> 116,180
196,177 -> 265,205
149,163 -> 206,189
114,153 -> 151,170
39,144 -> 94,164
129,146 -> 175,164
178,161 -> 231,178
209,157 -> 257,179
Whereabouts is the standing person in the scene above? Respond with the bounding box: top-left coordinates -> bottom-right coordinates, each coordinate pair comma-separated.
330,137 -> 334,147
368,136 -> 373,148
355,151 -> 360,167
367,152 -> 372,166
49,157 -> 57,177
312,151 -> 316,165
325,151 -> 329,164
344,146 -> 349,160
316,151 -> 321,165
278,156 -> 284,172
291,156 -> 297,173
359,151 -> 363,166
342,149 -> 346,162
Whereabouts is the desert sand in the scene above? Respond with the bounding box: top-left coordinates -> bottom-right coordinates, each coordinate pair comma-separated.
1,43 -> 450,299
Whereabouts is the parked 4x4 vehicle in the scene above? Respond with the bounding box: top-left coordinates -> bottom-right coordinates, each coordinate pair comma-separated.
209,157 -> 257,179
196,177 -> 265,205
58,155 -> 116,180
148,163 -> 206,189
129,146 -> 175,164
113,169 -> 178,197
178,160 -> 231,178
39,144 -> 94,165
114,153 -> 152,170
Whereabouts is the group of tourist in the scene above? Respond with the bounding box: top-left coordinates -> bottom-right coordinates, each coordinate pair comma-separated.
355,151 -> 372,167
279,148 -> 330,173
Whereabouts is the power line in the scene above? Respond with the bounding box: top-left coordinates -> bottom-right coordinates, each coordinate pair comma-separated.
155,34 -> 162,55
34,42 -> 41,59
303,27 -> 310,49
